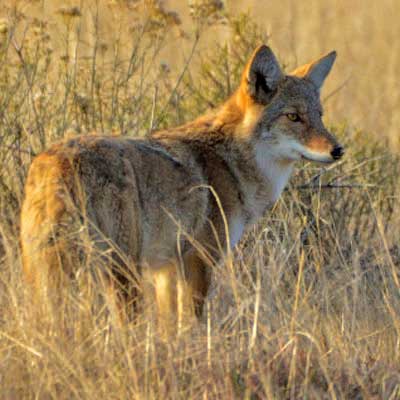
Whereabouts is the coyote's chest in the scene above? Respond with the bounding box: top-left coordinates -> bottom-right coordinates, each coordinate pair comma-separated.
227,154 -> 293,249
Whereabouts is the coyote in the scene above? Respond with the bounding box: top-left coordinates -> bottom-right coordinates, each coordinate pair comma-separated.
21,45 -> 343,326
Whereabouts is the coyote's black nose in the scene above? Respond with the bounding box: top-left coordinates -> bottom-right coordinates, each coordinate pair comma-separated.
331,145 -> 344,160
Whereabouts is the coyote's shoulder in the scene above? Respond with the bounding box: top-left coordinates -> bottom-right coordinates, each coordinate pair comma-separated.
21,45 -> 343,323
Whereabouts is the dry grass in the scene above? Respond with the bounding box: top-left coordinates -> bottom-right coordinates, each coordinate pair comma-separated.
1,1 -> 400,398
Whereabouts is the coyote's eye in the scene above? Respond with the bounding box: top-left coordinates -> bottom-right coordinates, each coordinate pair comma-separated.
286,113 -> 301,122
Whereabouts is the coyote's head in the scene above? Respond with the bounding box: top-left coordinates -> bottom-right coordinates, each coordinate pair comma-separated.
235,45 -> 344,164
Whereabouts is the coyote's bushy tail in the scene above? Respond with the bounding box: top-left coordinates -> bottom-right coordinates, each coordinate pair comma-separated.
20,151 -> 81,301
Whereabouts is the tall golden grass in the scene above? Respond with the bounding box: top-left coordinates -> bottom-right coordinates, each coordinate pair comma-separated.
0,1 -> 400,398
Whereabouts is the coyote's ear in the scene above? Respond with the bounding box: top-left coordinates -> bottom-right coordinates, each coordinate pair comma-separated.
242,45 -> 283,104
291,51 -> 337,90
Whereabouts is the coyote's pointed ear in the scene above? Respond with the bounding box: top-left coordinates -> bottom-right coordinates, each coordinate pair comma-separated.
242,45 -> 283,104
291,51 -> 337,90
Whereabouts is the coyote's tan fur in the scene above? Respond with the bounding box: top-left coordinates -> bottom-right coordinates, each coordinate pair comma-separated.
21,45 -> 343,327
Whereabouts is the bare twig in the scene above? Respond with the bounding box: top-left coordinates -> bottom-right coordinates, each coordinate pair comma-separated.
1,144 -> 34,156
148,85 -> 158,133
11,37 -> 45,142
323,76 -> 351,103
296,182 -> 376,190
152,33 -> 200,130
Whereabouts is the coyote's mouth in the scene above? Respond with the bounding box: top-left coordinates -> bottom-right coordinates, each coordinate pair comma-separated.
300,152 -> 335,164
300,154 -> 336,164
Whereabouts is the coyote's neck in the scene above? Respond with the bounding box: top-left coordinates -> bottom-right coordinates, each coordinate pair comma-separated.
255,146 -> 294,204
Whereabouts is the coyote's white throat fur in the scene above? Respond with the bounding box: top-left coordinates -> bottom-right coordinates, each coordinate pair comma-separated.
20,44 -> 344,327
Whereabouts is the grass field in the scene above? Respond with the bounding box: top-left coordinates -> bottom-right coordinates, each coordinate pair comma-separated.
1,1 -> 400,398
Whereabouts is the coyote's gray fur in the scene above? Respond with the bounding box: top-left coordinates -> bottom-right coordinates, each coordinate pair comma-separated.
21,45 -> 343,327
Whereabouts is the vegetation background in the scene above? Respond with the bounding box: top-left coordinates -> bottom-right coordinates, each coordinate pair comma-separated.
0,0 -> 400,398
